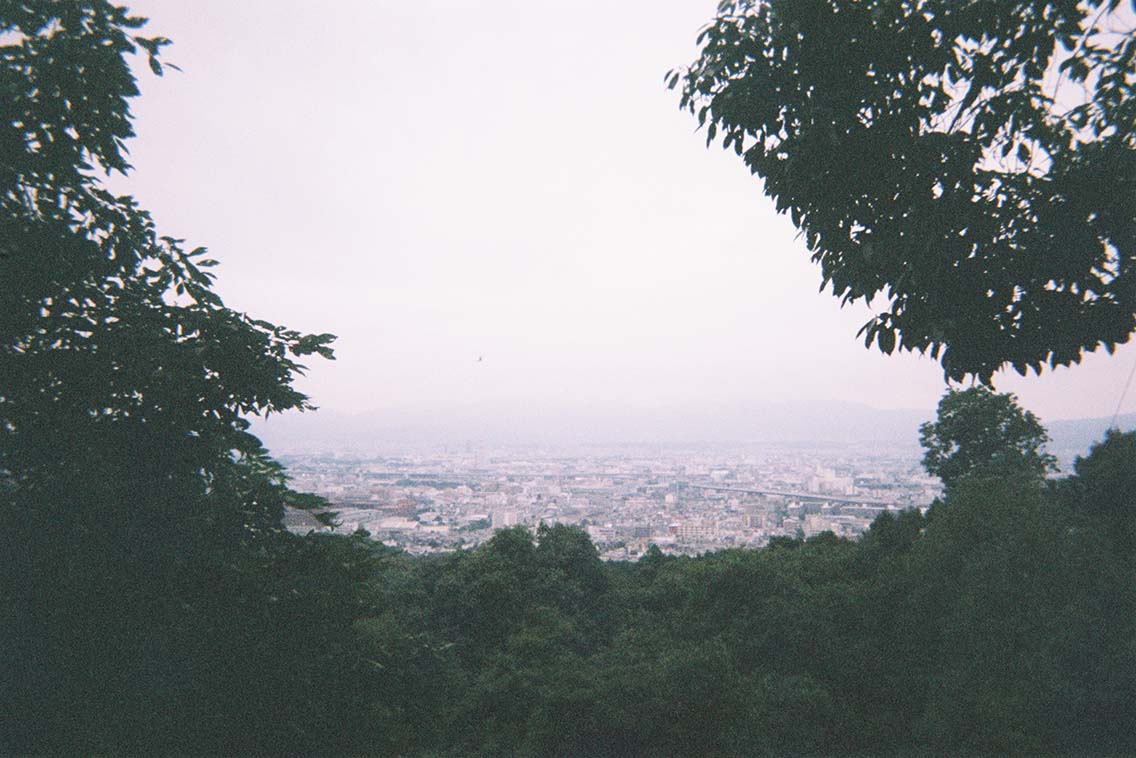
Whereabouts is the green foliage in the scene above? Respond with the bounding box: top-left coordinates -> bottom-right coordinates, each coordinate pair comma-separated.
1061,428 -> 1136,554
909,477 -> 1136,754
1070,429 -> 1136,513
1,0 -> 335,538
671,0 -> 1136,381
6,3 -> 1135,755
359,474 -> 1131,757
920,386 -> 1055,489
0,4 -> 374,754
8,454 -> 1134,756
458,516 -> 492,531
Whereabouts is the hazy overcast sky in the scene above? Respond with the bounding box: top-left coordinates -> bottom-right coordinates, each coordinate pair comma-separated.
114,0 -> 1136,428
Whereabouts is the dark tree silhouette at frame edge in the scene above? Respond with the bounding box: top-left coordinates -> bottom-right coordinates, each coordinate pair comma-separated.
1,0 -> 336,538
0,2 -> 345,753
672,0 -> 1136,382
1064,427 -> 1136,554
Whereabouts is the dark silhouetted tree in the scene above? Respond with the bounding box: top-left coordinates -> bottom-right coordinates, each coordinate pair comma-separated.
919,386 -> 1055,489
0,3 -> 349,753
671,0 -> 1135,381
1064,428 -> 1136,554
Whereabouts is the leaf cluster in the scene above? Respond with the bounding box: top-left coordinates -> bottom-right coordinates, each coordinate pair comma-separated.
919,385 -> 1056,489
1,6 -> 354,753
1,1 -> 336,534
671,0 -> 1136,381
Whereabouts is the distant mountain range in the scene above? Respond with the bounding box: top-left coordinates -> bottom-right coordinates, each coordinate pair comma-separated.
1046,414 -> 1136,460
251,402 -> 1136,463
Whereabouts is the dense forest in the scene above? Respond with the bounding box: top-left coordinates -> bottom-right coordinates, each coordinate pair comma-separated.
5,423 -> 1136,756
3,1 -> 1135,756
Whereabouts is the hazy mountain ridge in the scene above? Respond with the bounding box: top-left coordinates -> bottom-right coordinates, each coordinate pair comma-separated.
253,403 -> 1136,458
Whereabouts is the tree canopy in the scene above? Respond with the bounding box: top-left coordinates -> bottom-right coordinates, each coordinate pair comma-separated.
1064,427 -> 1136,553
1,0 -> 335,539
0,4 -> 359,753
919,385 -> 1056,489
672,0 -> 1136,382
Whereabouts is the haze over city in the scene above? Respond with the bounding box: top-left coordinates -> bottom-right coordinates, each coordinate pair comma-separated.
114,0 -> 1136,442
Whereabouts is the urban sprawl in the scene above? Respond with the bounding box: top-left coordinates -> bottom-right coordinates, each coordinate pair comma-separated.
282,446 -> 941,559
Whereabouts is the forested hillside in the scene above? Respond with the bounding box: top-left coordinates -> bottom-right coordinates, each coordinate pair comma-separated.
6,431 -> 1134,756
317,433 -> 1135,757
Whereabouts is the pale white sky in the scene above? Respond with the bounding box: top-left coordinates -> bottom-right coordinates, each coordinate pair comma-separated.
113,0 -> 1136,427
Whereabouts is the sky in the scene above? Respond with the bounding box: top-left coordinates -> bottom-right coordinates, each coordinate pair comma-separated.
111,0 -> 1136,437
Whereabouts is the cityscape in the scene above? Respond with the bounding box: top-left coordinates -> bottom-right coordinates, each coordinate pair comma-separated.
282,445 -> 940,559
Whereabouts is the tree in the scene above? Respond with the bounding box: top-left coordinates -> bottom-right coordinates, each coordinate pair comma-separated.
536,523 -> 608,596
0,3 -> 344,752
1063,428 -> 1136,554
671,0 -> 1136,382
1069,428 -> 1136,513
1,0 -> 335,538
919,386 -> 1055,489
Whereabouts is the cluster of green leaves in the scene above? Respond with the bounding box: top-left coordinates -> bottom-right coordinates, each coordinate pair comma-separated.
919,385 -> 1056,490
1,0 -> 336,538
0,4 -> 371,754
671,0 -> 1136,381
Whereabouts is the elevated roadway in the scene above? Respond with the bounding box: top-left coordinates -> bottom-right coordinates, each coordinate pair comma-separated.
679,481 -> 894,507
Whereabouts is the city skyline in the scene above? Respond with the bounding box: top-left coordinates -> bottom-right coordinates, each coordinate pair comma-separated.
279,443 -> 940,558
